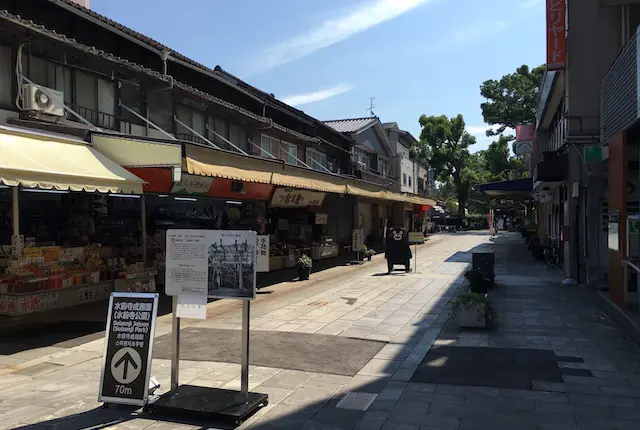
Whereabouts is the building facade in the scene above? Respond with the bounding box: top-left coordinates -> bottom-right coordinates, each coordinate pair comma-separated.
533,0 -> 640,312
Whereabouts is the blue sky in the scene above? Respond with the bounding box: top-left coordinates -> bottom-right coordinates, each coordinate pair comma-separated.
91,0 -> 545,152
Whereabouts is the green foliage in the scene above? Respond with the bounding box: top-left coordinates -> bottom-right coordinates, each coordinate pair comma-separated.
418,114 -> 475,218
464,269 -> 490,293
297,254 -> 313,268
450,292 -> 497,324
480,64 -> 545,136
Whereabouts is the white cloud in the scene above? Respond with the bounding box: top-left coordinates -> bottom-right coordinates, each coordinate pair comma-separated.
520,0 -> 544,9
258,0 -> 432,73
280,83 -> 354,106
453,20 -> 509,44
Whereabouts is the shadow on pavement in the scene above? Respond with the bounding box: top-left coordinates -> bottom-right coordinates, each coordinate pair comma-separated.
11,233 -> 494,430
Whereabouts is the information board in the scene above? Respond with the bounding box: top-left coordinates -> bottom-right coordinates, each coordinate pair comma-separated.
166,229 -> 257,300
99,292 -> 159,406
352,229 -> 364,251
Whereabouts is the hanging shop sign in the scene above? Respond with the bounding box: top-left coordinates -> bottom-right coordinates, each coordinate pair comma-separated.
170,174 -> 214,195
99,292 -> 159,406
256,235 -> 270,273
270,188 -> 325,208
315,213 -> 328,225
546,0 -> 566,70
165,229 -> 257,300
608,210 -> 620,252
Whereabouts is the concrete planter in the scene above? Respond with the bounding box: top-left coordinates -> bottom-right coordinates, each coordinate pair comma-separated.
457,302 -> 487,328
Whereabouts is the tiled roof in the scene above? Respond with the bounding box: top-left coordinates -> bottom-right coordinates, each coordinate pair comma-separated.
324,117 -> 378,134
52,0 -> 220,79
48,1 -> 349,144
0,9 -> 318,144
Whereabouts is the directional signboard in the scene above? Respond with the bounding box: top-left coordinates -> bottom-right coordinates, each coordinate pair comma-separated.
99,292 -> 159,406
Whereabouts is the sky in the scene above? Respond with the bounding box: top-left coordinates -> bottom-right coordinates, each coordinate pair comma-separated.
91,0 -> 546,152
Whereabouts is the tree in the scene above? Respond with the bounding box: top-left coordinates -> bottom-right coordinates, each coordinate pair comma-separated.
418,114 -> 475,218
480,64 -> 545,138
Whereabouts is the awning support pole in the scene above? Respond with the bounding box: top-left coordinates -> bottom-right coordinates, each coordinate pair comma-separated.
119,102 -> 176,141
248,139 -> 277,159
207,126 -> 250,156
12,186 -> 19,237
141,194 -> 147,266
280,147 -> 313,170
174,117 -> 221,150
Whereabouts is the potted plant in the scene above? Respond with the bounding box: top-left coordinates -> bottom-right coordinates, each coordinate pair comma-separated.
296,255 -> 313,280
464,269 -> 490,294
365,248 -> 376,261
450,292 -> 497,328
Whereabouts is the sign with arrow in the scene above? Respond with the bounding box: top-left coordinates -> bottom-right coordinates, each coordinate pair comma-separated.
99,292 -> 159,406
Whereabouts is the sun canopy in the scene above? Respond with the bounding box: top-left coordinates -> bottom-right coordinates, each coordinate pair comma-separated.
0,126 -> 144,194
477,177 -> 533,200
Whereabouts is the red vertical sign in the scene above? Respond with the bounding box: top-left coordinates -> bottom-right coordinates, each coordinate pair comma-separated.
547,0 -> 566,70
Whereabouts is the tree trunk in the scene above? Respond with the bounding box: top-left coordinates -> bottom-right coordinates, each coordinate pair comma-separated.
457,198 -> 466,219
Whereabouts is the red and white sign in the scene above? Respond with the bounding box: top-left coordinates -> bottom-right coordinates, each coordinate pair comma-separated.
514,124 -> 535,155
546,0 -> 566,70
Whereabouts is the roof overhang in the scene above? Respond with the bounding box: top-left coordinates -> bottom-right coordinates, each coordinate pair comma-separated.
477,177 -> 533,200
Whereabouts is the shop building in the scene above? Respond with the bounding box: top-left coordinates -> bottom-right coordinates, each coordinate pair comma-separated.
532,0 -> 634,289
0,1 -> 436,317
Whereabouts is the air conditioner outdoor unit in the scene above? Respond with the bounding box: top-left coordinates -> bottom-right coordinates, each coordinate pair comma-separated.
22,84 -> 65,117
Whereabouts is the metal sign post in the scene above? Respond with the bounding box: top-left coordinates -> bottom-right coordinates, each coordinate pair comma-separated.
414,242 -> 417,273
153,229 -> 267,425
241,300 -> 250,401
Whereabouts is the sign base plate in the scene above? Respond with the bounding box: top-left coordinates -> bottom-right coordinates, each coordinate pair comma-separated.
150,385 -> 268,425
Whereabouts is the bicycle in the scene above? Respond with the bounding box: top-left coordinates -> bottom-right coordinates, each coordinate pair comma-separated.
543,236 -> 560,267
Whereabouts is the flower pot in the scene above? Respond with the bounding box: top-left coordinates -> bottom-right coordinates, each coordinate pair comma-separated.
297,264 -> 311,280
457,302 -> 487,328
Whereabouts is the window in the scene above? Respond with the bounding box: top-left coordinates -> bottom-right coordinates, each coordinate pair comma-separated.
0,46 -> 12,107
229,123 -> 249,152
281,141 -> 298,166
73,70 -> 116,129
175,106 -> 206,142
379,159 -> 389,177
355,151 -> 371,169
403,173 -> 407,185
306,147 -> 328,171
408,176 -> 412,187
260,134 -> 279,158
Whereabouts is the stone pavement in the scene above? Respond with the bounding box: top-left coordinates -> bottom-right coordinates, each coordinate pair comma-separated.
0,232 -> 639,430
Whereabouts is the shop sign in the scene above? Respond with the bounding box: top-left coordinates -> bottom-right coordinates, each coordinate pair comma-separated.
352,229 -> 364,251
256,235 -> 270,273
165,229 -> 257,300
408,232 -> 425,244
403,203 -> 413,211
546,0 -> 566,70
99,292 -> 159,406
608,210 -> 620,252
170,174 -> 214,195
270,188 -> 326,208
315,213 -> 328,225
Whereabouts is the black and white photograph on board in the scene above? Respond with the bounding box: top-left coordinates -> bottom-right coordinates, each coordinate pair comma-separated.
207,230 -> 257,299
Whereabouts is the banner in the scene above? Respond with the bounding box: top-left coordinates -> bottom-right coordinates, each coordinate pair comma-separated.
546,0 -> 566,70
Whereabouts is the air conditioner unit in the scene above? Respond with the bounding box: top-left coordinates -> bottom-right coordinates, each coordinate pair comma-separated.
22,84 -> 65,117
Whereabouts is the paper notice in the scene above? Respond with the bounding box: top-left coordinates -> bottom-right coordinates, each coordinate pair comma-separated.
176,294 -> 208,320
165,230 -> 208,296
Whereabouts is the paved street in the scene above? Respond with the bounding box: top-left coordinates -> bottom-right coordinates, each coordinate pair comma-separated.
1,232 -> 640,430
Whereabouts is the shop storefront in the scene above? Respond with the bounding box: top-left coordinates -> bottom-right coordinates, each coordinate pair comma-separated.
0,126 -> 152,316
